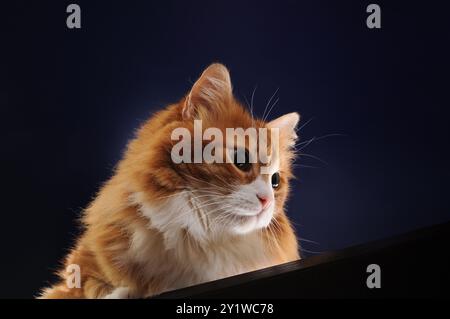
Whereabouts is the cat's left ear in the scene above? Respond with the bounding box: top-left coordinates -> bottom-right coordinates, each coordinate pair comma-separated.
267,112 -> 300,146
182,63 -> 233,120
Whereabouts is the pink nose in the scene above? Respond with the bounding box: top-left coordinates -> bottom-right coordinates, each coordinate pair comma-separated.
257,195 -> 271,210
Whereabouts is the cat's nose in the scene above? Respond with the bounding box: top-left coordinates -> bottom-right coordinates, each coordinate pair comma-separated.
257,195 -> 271,210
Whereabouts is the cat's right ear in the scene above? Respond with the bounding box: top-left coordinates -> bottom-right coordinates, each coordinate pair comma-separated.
267,112 -> 300,147
182,63 -> 233,120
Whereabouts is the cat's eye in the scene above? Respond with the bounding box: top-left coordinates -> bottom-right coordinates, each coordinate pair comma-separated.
271,172 -> 280,188
233,148 -> 252,172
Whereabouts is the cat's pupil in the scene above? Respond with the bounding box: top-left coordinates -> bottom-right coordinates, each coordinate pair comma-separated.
271,172 -> 280,188
233,149 -> 251,172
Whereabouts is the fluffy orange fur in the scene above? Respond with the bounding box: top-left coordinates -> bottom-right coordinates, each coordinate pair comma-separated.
40,63 -> 300,299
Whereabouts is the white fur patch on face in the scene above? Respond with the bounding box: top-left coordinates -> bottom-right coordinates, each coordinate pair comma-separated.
227,176 -> 275,235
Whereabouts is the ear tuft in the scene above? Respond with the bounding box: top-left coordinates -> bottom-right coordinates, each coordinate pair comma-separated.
183,63 -> 232,119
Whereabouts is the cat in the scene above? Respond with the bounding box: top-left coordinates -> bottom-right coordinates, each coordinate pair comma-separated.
40,63 -> 300,299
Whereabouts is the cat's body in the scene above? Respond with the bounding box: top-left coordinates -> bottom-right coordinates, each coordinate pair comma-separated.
40,64 -> 300,299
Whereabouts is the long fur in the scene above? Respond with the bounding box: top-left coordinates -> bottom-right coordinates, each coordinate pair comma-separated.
40,64 -> 300,299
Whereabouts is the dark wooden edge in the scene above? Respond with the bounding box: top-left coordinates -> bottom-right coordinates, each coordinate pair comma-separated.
154,221 -> 450,298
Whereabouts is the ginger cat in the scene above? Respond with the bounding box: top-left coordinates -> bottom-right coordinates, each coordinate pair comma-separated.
40,63 -> 300,299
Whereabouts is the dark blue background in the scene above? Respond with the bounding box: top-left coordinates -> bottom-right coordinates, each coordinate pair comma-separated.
2,1 -> 450,298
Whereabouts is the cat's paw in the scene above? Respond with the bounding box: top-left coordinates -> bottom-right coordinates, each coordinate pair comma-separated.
103,287 -> 132,299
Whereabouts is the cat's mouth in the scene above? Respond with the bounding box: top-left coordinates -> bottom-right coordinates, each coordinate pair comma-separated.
235,206 -> 266,218
236,205 -> 272,222
230,206 -> 274,234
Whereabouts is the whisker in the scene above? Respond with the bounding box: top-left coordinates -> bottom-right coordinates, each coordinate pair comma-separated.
297,237 -> 320,245
293,164 -> 320,169
296,117 -> 315,132
295,133 -> 346,151
262,87 -> 279,121
300,248 -> 323,255
298,153 -> 328,165
250,85 -> 258,127
182,174 -> 235,193
262,97 -> 279,123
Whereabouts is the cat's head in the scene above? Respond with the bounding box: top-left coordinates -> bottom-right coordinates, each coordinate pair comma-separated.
126,64 -> 299,240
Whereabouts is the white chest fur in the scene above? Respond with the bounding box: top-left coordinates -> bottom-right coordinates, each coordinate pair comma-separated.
125,192 -> 272,296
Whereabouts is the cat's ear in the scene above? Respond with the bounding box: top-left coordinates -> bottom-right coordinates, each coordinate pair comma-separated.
267,112 -> 300,146
182,63 -> 233,120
